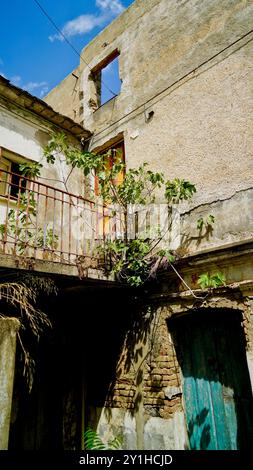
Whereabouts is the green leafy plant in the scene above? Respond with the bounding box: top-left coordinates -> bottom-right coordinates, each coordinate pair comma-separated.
36,228 -> 59,251
42,133 -> 198,286
157,249 -> 175,263
96,238 -> 150,287
197,272 -> 226,289
2,133 -> 200,286
84,428 -> 122,450
19,162 -> 43,179
165,179 -> 196,204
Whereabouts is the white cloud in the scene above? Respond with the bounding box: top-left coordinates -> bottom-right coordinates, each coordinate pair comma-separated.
96,0 -> 124,14
49,14 -> 105,42
23,81 -> 49,97
49,0 -> 125,42
0,71 -> 6,78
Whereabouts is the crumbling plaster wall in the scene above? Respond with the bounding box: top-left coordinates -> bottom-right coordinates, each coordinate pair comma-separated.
43,68 -> 80,124
178,187 -> 253,255
42,0 -> 253,449
0,100 -> 83,196
45,0 -> 253,207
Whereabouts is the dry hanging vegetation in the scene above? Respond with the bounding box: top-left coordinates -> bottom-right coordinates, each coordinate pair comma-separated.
0,277 -> 56,391
0,282 -> 51,336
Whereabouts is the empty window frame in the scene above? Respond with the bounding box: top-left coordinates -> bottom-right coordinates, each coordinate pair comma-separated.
92,50 -> 121,108
0,149 -> 28,198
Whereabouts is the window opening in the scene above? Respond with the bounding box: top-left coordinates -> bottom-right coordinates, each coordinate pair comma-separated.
0,153 -> 28,199
94,140 -> 125,196
92,51 -> 121,108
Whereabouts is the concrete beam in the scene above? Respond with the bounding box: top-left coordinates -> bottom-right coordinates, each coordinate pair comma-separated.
0,317 -> 20,450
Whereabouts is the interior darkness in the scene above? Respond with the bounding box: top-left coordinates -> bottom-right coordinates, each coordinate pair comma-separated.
8,280 -> 133,450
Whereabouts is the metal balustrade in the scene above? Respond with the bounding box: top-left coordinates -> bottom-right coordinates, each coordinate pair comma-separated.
0,168 -> 175,273
0,168 -> 125,267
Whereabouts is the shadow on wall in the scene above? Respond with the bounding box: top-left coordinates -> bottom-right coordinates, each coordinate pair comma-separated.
187,407 -> 211,450
104,297 -> 163,423
8,284 -> 135,450
8,281 -> 154,450
169,308 -> 253,450
74,286 -> 141,433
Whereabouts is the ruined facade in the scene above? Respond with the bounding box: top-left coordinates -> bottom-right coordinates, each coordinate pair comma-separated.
1,0 -> 253,450
0,75 -> 127,450
45,0 -> 253,450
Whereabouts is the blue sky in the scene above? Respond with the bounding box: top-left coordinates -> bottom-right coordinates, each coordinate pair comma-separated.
0,0 -> 134,99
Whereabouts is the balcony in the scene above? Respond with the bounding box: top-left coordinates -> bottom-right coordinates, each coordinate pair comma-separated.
0,169 -> 124,279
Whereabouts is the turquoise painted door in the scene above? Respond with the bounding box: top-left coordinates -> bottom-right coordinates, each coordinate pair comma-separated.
172,310 -> 253,450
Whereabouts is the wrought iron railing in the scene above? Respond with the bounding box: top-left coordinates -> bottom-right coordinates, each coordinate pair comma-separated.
0,169 -> 124,267
0,168 -> 176,275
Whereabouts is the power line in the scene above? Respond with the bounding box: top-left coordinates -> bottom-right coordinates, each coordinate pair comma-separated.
32,0 -> 117,98
84,28 -> 253,144
31,1 -> 253,144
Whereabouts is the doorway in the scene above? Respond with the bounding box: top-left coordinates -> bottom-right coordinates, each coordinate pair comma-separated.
171,309 -> 253,449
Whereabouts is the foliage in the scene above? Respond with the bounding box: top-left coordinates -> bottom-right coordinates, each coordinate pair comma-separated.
36,228 -> 59,250
98,238 -> 150,287
197,272 -> 226,289
157,249 -> 175,263
0,281 -> 51,336
1,132 -> 200,286
19,162 -> 43,179
197,214 -> 215,231
97,238 -> 177,287
165,179 -> 196,204
44,132 -> 111,177
116,163 -> 164,206
43,133 -> 197,286
84,427 -> 122,450
0,192 -> 59,255
0,277 -> 56,391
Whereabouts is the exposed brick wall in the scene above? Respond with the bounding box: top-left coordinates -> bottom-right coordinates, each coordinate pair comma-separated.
144,355 -> 182,418
105,380 -> 136,409
104,307 -> 183,418
143,312 -> 182,418
103,292 -> 252,420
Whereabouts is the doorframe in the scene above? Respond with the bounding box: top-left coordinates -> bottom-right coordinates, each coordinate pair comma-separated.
164,292 -> 253,449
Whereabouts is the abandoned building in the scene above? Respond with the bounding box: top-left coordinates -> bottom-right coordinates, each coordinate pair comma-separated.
1,0 -> 253,450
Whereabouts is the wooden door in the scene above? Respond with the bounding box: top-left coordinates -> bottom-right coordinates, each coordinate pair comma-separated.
172,309 -> 253,449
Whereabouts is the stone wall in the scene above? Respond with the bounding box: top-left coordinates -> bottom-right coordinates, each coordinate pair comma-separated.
43,69 -> 81,124
0,99 -> 84,196
104,306 -> 182,414
91,304 -> 187,450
